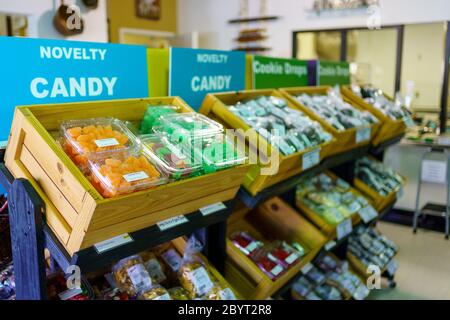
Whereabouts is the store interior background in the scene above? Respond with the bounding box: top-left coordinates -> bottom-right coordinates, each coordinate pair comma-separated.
1,0 -> 450,299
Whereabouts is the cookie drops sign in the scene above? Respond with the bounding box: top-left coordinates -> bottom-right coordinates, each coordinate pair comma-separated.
169,48 -> 246,110
0,37 -> 149,146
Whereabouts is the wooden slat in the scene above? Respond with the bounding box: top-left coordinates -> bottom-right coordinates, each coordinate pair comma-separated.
19,146 -> 78,227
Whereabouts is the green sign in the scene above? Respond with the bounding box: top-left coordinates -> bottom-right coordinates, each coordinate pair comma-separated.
252,56 -> 308,89
317,61 -> 350,86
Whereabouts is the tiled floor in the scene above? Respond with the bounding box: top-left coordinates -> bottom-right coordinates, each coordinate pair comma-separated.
368,221 -> 450,300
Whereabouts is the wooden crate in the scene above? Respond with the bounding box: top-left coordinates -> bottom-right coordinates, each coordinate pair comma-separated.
295,171 -> 363,240
225,197 -> 327,300
279,86 -> 381,156
347,248 -> 397,281
200,89 -> 336,196
341,85 -> 406,146
5,97 -> 249,256
353,156 -> 406,212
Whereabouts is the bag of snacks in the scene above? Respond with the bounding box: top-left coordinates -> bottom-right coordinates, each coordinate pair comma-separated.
140,252 -> 167,285
206,283 -> 237,300
178,236 -> 215,299
112,255 -> 153,297
139,285 -> 172,300
168,287 -> 190,300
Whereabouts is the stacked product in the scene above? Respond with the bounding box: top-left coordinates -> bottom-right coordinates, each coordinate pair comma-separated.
291,254 -> 369,300
230,231 -> 306,280
356,157 -> 404,197
296,173 -> 367,225
295,89 -> 379,131
348,226 -> 397,271
351,85 -> 412,123
60,106 -> 245,198
0,263 -> 14,300
91,237 -> 237,300
227,96 -> 332,156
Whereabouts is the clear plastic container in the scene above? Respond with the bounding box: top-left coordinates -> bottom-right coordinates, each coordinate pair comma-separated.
140,134 -> 204,181
153,113 -> 223,143
61,118 -> 139,169
87,151 -> 167,198
181,134 -> 247,174
140,105 -> 181,134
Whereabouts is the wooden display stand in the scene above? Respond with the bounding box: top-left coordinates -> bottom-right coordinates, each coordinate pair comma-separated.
280,86 -> 381,156
199,89 -> 336,196
4,97 -> 249,256
340,85 -> 407,146
225,197 -> 327,300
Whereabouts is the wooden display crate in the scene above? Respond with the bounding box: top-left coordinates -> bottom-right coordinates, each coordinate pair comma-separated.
340,85 -> 406,146
200,89 -> 336,196
280,86 -> 381,156
353,156 -> 406,212
225,197 -> 327,300
295,171 -> 363,240
4,97 -> 249,256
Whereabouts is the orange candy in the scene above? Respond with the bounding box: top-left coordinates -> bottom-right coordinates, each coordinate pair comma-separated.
90,155 -> 162,198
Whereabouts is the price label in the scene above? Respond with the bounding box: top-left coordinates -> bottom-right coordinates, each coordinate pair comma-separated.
324,240 -> 336,251
200,202 -> 226,216
386,259 -> 398,276
94,233 -> 133,254
157,215 -> 189,231
358,205 -> 378,224
356,127 -> 371,143
336,219 -> 353,240
94,138 -> 119,148
58,288 -> 83,300
302,148 -> 321,170
396,187 -> 404,200
123,171 -> 149,183
301,262 -> 313,274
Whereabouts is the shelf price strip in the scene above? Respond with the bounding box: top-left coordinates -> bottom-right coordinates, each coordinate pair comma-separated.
157,215 -> 189,231
94,233 -> 134,254
200,202 -> 227,216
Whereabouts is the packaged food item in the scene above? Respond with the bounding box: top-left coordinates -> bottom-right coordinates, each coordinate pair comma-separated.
295,88 -> 378,131
0,263 -> 15,300
314,283 -> 342,300
266,241 -> 303,268
178,236 -> 215,298
228,96 -> 332,156
140,105 -> 180,134
88,152 -> 167,198
352,84 -> 412,122
141,134 -> 203,180
112,255 -> 153,297
61,118 -> 138,169
304,265 -> 326,285
230,231 -> 263,257
153,113 -> 223,143
292,277 -> 314,297
140,252 -> 167,285
356,157 -> 404,196
296,173 -> 363,225
181,134 -> 246,174
168,287 -> 190,300
251,248 -> 286,280
206,284 -> 237,300
139,285 -> 172,300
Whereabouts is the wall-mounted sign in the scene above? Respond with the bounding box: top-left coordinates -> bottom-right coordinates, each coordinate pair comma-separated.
252,55 -> 308,89
308,60 -> 350,86
169,48 -> 246,110
0,37 -> 149,194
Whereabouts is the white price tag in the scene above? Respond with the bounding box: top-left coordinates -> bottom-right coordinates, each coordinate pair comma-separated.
187,267 -> 214,296
200,202 -> 226,216
302,148 -> 321,170
123,171 -> 149,183
219,288 -> 237,300
0,141 -> 6,149
336,219 -> 353,240
324,240 -> 336,251
153,293 -> 172,300
358,205 -> 378,224
157,215 -> 188,231
270,265 -> 284,277
161,249 -> 182,272
127,264 -> 152,293
94,233 -> 133,254
301,262 -> 313,274
94,138 -> 119,148
386,259 -> 398,276
356,127 -> 371,143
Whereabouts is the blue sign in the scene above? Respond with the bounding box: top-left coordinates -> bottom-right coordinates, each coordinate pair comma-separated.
169,48 -> 246,110
0,37 -> 149,194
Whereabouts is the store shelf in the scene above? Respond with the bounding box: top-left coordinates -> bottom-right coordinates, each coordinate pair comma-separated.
228,16 -> 279,24
238,144 -> 370,209
369,133 -> 405,155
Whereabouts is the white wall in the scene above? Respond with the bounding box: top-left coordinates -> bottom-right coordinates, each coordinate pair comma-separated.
0,0 -> 108,42
178,0 -> 450,57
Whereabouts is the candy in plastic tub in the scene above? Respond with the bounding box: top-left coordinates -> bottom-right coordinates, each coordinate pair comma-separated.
141,134 -> 203,180
61,118 -> 138,168
178,236 -> 215,299
140,105 -> 180,134
112,255 -> 153,297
